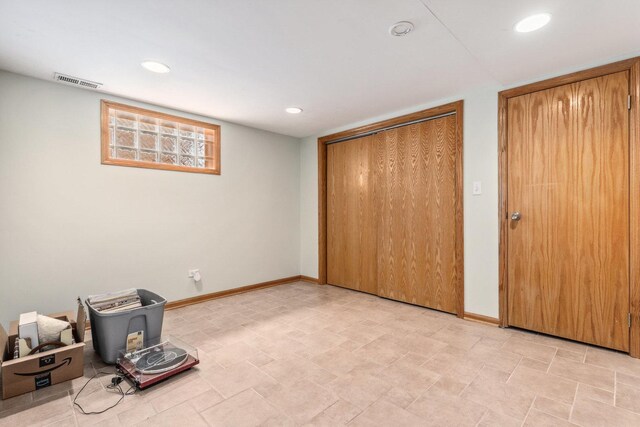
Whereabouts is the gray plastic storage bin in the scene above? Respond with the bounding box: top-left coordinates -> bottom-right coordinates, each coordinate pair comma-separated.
86,289 -> 166,364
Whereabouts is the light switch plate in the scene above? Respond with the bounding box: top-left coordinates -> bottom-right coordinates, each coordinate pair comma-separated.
472,181 -> 482,195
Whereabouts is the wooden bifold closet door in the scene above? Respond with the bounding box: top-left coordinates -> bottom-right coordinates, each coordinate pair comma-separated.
327,115 -> 459,314
507,71 -> 630,351
326,135 -> 377,295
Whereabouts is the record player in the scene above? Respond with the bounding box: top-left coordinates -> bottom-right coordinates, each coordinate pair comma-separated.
116,336 -> 199,389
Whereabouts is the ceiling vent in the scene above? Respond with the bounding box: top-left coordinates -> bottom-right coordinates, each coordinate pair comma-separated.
53,73 -> 102,90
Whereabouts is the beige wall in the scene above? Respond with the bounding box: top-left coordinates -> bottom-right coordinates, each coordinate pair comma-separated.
0,71 -> 301,326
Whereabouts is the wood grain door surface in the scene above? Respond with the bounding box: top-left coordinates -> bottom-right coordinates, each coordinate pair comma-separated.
327,135 -> 377,294
327,115 -> 459,313
507,71 -> 630,351
375,116 -> 458,313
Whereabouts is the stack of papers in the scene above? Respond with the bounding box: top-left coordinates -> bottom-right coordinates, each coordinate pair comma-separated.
88,288 -> 142,313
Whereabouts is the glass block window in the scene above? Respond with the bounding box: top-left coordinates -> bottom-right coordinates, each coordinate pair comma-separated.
101,100 -> 220,175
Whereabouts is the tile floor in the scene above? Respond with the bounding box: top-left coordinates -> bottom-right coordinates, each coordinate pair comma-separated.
2,281 -> 640,426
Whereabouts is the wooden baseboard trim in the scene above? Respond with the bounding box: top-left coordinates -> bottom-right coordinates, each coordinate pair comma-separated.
464,311 -> 500,326
164,275 -> 303,311
299,275 -> 320,284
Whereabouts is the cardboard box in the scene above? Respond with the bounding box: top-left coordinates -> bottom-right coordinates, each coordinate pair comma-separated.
0,300 -> 86,400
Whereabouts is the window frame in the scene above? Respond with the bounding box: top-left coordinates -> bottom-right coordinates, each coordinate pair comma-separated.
100,100 -> 221,175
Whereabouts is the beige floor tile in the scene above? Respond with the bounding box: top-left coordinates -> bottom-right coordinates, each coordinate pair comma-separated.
177,330 -> 211,347
477,409 -> 522,427
406,387 -> 488,426
294,313 -> 334,334
461,372 -> 536,420
197,340 -> 223,354
391,352 -> 430,370
349,399 -> 424,427
615,382 -> 640,414
431,375 -> 468,396
430,327 -> 482,351
339,339 -> 364,352
262,378 -> 338,424
585,347 -> 640,378
548,356 -> 615,391
571,396 -> 640,426
260,355 -> 333,386
311,347 -> 370,376
207,340 -> 263,368
295,330 -> 348,356
327,371 -> 392,409
617,371 -> 640,389
116,402 -> 156,425
44,415 -> 77,427
252,335 -> 310,360
201,360 -> 278,398
397,332 -> 449,357
134,401 -> 204,426
305,398 -> 362,425
519,356 -> 551,372
533,396 -> 572,420
245,351 -> 275,367
0,391 -> 33,414
381,386 -> 417,409
148,376 -> 212,413
524,409 -> 578,426
337,321 -> 389,345
90,418 -> 121,427
423,350 -> 484,384
199,389 -> 286,427
242,318 -> 292,337
186,388 -> 225,413
556,348 -> 585,362
378,359 -> 440,400
352,334 -> 408,365
575,383 -> 614,406
501,337 -> 557,363
205,325 -> 259,346
476,365 -> 512,383
507,365 -> 578,405
468,342 -> 522,374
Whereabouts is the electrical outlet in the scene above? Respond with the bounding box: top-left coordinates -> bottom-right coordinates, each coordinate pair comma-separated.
188,269 -> 201,281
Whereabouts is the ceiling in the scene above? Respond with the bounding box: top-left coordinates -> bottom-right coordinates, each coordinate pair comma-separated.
0,0 -> 639,138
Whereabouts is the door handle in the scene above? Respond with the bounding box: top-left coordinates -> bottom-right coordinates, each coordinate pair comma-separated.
511,211 -> 522,221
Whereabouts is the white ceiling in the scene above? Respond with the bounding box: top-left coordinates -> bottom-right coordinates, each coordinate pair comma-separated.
0,0 -> 639,138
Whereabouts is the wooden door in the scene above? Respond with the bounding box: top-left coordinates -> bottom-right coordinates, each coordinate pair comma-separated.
327,135 -> 377,294
375,116 -> 459,313
507,71 -> 630,351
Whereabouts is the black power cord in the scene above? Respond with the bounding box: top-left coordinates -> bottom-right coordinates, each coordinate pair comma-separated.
73,369 -> 137,415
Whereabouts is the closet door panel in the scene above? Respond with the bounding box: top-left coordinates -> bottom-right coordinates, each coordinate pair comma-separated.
376,116 -> 458,313
326,135 -> 377,294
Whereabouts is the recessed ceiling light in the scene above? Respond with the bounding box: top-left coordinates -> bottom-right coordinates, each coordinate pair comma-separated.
389,21 -> 414,37
514,13 -> 551,33
285,107 -> 303,114
141,60 -> 171,73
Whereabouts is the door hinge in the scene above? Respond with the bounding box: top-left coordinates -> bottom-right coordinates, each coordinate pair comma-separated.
628,313 -> 632,328
629,95 -> 632,110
